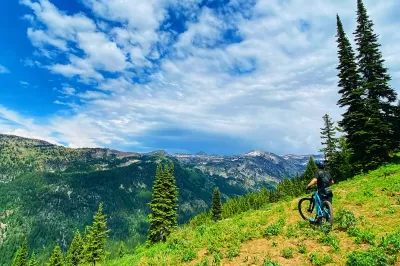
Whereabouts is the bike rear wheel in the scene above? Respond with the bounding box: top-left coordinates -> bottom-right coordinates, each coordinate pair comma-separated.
298,198 -> 315,220
320,201 -> 333,226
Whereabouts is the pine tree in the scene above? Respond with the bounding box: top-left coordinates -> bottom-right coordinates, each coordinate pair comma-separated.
118,242 -> 125,258
163,163 -> 178,232
319,114 -> 338,163
335,14 -> 367,172
66,231 -> 84,266
47,244 -> 64,266
83,203 -> 110,265
302,157 -> 318,181
28,252 -> 38,266
12,238 -> 28,266
354,0 -> 398,169
211,187 -> 222,221
148,163 -> 179,243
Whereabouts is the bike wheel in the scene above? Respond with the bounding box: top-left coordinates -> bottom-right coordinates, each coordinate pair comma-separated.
298,198 -> 314,220
321,201 -> 333,226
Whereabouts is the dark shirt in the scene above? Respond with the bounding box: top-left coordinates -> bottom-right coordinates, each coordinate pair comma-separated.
314,169 -> 333,195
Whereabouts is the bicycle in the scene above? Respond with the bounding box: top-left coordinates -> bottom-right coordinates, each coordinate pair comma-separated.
298,187 -> 333,226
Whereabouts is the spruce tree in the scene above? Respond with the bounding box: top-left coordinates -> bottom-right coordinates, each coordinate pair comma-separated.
354,0 -> 398,169
66,231 -> 84,266
118,242 -> 125,258
335,14 -> 367,172
148,163 -> 178,243
47,244 -> 64,266
211,187 -> 222,221
83,203 -> 110,265
163,163 -> 178,232
319,114 -> 338,163
302,157 -> 318,181
147,164 -> 165,243
28,252 -> 38,266
12,238 -> 28,266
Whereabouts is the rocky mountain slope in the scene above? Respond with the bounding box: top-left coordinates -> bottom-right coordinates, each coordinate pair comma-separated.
0,134 -> 321,265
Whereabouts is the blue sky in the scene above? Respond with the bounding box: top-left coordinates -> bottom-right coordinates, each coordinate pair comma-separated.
0,0 -> 399,155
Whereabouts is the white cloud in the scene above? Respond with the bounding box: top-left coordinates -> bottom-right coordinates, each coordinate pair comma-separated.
77,90 -> 108,99
0,64 -> 10,74
20,81 -> 30,86
27,28 -> 68,51
76,31 -> 127,72
59,87 -> 76,96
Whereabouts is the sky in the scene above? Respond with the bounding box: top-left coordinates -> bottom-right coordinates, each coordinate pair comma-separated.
0,0 -> 399,155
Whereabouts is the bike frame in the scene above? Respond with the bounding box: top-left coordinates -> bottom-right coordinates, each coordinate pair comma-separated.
311,190 -> 325,219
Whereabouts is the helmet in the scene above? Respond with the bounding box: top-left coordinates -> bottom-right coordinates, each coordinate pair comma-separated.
315,160 -> 325,169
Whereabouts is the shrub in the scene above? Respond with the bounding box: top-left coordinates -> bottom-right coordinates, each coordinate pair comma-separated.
309,253 -> 333,266
263,218 -> 285,237
272,241 -> 278,247
181,248 -> 197,262
379,231 -> 400,255
280,248 -> 294,259
319,234 -> 340,252
195,258 -> 210,266
336,209 -> 357,230
346,247 -> 396,266
263,257 -> 282,266
348,228 -> 376,245
226,246 -> 240,260
285,225 -> 298,238
212,253 -> 222,266
298,242 -> 307,254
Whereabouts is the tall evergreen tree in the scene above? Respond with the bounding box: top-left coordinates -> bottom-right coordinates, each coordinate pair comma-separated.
28,252 -> 38,266
83,203 -> 110,265
319,114 -> 338,163
354,0 -> 398,169
163,163 -> 178,232
66,231 -> 84,266
211,187 -> 222,221
12,238 -> 28,266
148,163 -> 178,243
302,156 -> 318,181
335,14 -> 367,172
148,164 -> 165,243
47,244 -> 64,266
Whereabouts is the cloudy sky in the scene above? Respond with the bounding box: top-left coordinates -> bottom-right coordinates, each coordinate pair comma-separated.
0,0 -> 399,155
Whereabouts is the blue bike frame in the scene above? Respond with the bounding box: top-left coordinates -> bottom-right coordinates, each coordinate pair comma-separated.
312,191 -> 325,219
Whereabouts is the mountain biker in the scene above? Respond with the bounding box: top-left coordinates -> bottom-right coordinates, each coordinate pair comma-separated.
306,160 -> 334,204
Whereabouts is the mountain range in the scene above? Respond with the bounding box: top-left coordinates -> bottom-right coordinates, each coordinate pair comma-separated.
0,134 -> 322,265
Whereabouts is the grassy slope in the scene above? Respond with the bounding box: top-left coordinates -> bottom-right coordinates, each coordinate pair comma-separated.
108,159 -> 400,266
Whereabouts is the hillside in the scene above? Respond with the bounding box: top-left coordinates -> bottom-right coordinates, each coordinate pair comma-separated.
107,156 -> 400,265
0,134 -> 319,265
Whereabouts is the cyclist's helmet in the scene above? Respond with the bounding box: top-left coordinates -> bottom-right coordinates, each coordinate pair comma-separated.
315,160 -> 325,169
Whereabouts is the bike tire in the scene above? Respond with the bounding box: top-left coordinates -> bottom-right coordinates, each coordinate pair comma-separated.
298,198 -> 314,220
321,201 -> 333,226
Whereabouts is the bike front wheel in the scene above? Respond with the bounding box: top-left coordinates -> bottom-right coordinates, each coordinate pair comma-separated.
321,201 -> 333,226
298,197 -> 315,221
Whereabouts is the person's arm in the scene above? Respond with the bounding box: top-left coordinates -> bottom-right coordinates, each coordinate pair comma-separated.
307,178 -> 318,188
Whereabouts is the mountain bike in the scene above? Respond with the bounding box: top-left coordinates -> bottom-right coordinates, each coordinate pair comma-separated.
298,188 -> 333,226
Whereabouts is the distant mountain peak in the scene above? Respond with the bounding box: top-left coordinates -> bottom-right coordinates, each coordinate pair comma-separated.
243,150 -> 272,157
146,150 -> 169,156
